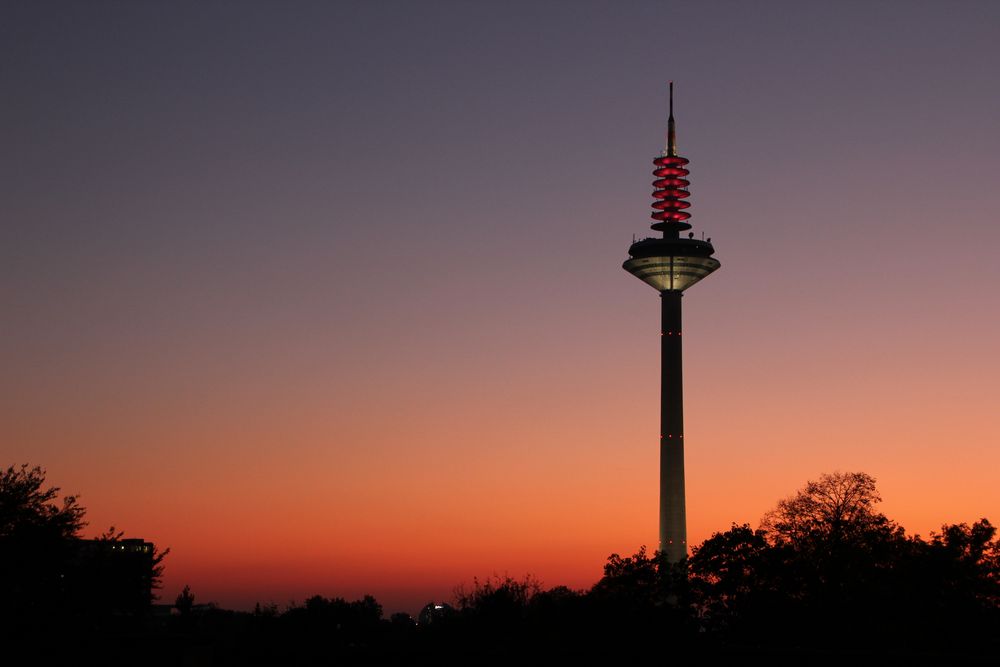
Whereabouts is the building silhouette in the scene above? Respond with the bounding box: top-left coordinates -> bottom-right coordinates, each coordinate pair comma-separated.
623,84 -> 720,562
68,537 -> 158,615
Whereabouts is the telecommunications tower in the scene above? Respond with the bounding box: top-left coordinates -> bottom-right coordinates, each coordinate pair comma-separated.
623,84 -> 720,562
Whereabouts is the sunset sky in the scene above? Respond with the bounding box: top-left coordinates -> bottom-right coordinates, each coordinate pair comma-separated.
3,1 -> 999,614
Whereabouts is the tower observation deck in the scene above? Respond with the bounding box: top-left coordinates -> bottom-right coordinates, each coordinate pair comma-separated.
623,83 -> 720,563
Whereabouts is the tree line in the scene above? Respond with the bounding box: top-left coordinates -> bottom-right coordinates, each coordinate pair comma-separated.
2,465 -> 997,664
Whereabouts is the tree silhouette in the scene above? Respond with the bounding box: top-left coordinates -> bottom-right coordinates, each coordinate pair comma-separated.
760,470 -> 895,549
683,472 -> 1000,651
920,519 -> 1000,630
590,545 -> 663,610
454,574 -> 542,621
688,523 -> 774,633
0,464 -> 87,626
758,471 -> 908,629
0,464 -> 86,540
175,584 -> 196,616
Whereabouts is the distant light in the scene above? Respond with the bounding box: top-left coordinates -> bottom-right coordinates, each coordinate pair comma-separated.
434,605 -> 443,610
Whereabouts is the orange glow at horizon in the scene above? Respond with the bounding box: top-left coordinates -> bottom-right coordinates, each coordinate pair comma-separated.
7,276 -> 999,613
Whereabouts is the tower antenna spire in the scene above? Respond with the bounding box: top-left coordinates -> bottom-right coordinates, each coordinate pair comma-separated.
667,81 -> 677,157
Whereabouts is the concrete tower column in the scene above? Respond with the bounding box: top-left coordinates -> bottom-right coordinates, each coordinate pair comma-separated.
660,291 -> 686,562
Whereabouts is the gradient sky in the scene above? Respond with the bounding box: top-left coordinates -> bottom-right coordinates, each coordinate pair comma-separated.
3,1 -> 999,614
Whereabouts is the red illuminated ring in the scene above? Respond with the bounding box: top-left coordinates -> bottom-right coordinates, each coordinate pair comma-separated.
653,156 -> 689,166
653,178 -> 690,188
652,210 -> 692,221
653,188 -> 690,199
652,199 -> 691,210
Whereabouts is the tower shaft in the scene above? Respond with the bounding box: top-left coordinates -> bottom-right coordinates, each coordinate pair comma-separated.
623,84 -> 718,562
660,291 -> 686,562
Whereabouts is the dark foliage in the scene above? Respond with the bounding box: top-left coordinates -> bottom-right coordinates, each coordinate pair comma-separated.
6,467 -> 999,664
0,464 -> 168,644
0,464 -> 87,626
687,472 -> 1000,657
